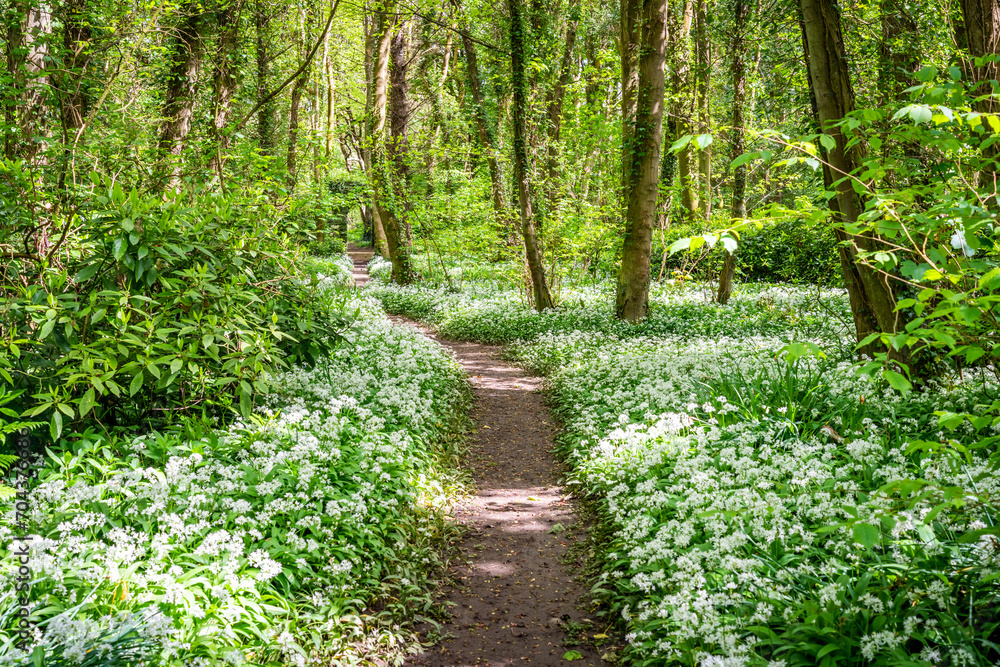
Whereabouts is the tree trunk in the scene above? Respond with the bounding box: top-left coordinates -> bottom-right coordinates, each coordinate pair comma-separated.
208,1 -> 244,178
717,0 -> 751,305
255,0 -> 275,152
461,30 -> 512,239
286,68 -> 309,185
616,0 -> 667,322
384,19 -> 415,284
958,0 -> 1000,203
4,1 -> 25,160
159,4 -> 205,185
367,4 -> 394,259
59,0 -> 91,137
509,0 -> 553,311
695,0 -> 711,221
800,0 -> 906,364
958,0 -> 1000,115
21,4 -> 51,163
620,0 -> 640,194
672,0 -> 698,222
544,0 -> 580,204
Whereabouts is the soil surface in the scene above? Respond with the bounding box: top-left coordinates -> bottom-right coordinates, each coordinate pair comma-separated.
347,245 -> 603,667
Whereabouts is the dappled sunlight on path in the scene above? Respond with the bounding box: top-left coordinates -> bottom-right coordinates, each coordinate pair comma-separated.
388,319 -> 603,667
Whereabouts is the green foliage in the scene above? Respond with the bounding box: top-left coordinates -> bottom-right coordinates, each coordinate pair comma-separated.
0,301 -> 471,665
0,168 -> 355,437
371,272 -> 1000,667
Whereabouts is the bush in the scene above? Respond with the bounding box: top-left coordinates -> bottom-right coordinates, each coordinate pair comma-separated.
0,172 -> 354,440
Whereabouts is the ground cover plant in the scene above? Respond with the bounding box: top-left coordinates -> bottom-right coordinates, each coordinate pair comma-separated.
367,271 -> 1000,667
0,279 -> 472,665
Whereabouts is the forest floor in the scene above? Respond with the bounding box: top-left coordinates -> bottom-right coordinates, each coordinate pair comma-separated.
347,245 -> 603,666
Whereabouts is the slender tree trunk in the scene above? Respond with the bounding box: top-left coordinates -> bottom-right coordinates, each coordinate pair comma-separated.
672,0 -> 698,222
717,0 -> 751,304
21,4 -> 51,163
462,30 -> 512,239
286,11 -> 311,186
958,0 -> 1000,115
800,0 -> 907,365
544,0 -> 580,204
367,3 -> 394,259
958,0 -> 1000,203
159,4 -> 205,185
208,1 -> 244,178
616,0 -> 667,322
384,19 -> 415,284
695,0 -> 711,222
4,1 -> 26,160
620,0 -> 640,194
59,0 -> 90,137
255,0 -> 275,152
509,0 -> 553,311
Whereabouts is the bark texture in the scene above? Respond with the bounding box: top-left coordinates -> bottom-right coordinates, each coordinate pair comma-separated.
615,0 -> 668,322
384,20 -> 415,284
800,0 -> 907,363
208,1 -> 244,176
509,0 -> 553,311
159,5 -> 205,184
717,0 -> 751,305
366,4 -> 394,258
462,30 -> 512,238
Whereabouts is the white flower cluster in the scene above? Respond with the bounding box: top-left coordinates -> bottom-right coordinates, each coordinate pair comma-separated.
370,275 -> 1000,666
0,293 -> 468,665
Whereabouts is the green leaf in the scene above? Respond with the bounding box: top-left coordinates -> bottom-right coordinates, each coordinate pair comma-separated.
852,523 -> 880,549
239,390 -> 252,418
112,237 -> 127,261
73,263 -> 101,283
563,651 -> 583,661
670,135 -> 693,153
51,411 -> 63,441
78,388 -> 96,417
668,238 -> 692,254
129,372 -> 144,397
883,369 -> 912,392
38,319 -> 55,340
694,133 -> 713,149
818,133 -> 836,152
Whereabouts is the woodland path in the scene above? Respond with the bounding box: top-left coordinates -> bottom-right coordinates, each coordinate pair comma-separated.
347,245 -> 603,666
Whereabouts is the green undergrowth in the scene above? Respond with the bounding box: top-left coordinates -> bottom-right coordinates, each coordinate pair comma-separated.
1,261 -> 473,666
367,273 -> 1000,667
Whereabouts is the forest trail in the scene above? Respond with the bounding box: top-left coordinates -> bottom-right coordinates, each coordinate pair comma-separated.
347,245 -> 603,667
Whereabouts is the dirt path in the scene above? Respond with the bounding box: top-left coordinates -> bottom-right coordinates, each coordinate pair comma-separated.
347,245 -> 603,667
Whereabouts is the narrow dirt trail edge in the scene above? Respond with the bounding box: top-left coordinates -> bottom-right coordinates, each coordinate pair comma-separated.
347,245 -> 602,667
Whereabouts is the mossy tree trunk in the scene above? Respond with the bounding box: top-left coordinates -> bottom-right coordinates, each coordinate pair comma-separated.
509,0 -> 553,311
615,0 -> 667,322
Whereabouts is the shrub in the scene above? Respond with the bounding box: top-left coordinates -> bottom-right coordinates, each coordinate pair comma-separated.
0,172 -> 354,439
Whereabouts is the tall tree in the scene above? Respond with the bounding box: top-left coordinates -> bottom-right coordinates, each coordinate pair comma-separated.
208,0 -> 245,177
366,2 -> 395,259
717,0 -> 751,304
544,0 -> 580,204
286,7 -> 313,185
509,0 -> 553,311
59,0 -> 91,137
383,18 -> 415,283
616,0 -> 668,321
254,0 -> 276,152
159,4 -> 206,185
671,0 -> 699,222
799,0 -> 913,368
461,28 -> 511,238
694,0 -> 711,220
